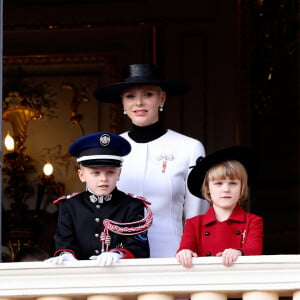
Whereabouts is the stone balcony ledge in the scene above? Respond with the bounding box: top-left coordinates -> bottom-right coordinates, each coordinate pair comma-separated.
0,255 -> 299,299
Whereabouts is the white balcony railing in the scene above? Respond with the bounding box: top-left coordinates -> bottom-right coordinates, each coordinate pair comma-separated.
0,255 -> 299,300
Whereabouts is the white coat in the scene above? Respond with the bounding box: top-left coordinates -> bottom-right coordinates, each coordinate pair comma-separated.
118,129 -> 210,257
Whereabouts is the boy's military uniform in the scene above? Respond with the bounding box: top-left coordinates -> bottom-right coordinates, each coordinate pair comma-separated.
55,189 -> 149,259
53,132 -> 151,261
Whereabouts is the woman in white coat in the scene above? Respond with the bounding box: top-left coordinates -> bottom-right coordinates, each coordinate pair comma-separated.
94,64 -> 209,257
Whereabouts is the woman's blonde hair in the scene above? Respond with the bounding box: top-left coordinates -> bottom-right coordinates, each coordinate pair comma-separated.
201,160 -> 249,204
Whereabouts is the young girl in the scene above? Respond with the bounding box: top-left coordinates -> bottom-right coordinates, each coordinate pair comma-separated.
176,146 -> 263,268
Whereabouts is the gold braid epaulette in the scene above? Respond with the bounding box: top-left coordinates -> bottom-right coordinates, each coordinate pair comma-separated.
100,194 -> 153,253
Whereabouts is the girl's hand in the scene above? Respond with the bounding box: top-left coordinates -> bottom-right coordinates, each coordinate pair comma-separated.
176,249 -> 198,268
216,248 -> 242,266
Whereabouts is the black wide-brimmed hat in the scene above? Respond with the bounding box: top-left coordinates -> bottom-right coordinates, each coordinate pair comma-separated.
187,146 -> 257,198
93,63 -> 188,103
69,132 -> 131,167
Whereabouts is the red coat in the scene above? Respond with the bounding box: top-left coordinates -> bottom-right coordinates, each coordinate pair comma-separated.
177,204 -> 263,256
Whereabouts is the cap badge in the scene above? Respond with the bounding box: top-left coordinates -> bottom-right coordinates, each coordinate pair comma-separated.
99,133 -> 111,146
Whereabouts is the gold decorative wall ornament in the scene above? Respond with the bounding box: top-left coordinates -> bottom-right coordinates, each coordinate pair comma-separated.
2,76 -> 56,155
3,105 -> 42,154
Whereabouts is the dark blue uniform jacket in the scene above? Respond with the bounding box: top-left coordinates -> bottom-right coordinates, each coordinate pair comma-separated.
54,188 -> 150,259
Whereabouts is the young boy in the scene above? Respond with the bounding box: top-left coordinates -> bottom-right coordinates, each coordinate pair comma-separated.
176,146 -> 263,268
46,132 -> 151,265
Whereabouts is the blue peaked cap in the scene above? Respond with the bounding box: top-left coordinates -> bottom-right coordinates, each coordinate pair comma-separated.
69,132 -> 131,167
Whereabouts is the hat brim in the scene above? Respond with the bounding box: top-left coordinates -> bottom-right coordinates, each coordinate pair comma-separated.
80,159 -> 122,168
187,146 -> 257,198
94,80 -> 188,103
